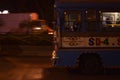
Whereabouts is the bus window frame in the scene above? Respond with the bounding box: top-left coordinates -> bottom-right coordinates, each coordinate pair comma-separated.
100,10 -> 120,32
85,9 -> 98,32
64,10 -> 82,32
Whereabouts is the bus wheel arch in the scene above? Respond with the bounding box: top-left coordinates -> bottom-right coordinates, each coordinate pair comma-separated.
77,52 -> 104,74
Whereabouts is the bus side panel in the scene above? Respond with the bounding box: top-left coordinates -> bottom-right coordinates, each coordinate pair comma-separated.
98,50 -> 120,67
55,49 -> 120,68
55,50 -> 82,66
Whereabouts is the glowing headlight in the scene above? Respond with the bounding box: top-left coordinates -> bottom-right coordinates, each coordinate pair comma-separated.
48,32 -> 54,35
33,27 -> 41,30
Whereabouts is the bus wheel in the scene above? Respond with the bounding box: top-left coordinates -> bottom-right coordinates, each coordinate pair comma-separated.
77,53 -> 104,74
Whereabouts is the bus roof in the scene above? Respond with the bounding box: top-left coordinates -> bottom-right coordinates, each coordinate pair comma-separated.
59,0 -> 120,3
55,0 -> 120,9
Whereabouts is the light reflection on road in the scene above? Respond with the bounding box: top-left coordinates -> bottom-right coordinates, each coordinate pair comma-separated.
0,56 -> 52,80
23,68 -> 44,80
2,66 -> 45,80
0,56 -> 120,80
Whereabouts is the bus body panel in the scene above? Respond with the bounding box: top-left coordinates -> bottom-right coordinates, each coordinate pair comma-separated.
54,0 -> 120,69
56,49 -> 120,68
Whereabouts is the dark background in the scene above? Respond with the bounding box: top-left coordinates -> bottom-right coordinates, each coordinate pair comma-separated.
0,0 -> 54,28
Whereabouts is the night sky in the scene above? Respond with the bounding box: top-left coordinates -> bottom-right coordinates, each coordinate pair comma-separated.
0,0 -> 54,27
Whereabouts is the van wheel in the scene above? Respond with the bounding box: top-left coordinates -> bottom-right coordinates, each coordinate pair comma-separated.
77,53 -> 104,74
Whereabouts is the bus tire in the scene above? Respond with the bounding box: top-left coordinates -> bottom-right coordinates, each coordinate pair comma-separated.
77,53 -> 104,74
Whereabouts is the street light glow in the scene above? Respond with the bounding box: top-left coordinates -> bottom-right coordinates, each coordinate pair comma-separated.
2,10 -> 9,14
0,10 -> 9,14
0,11 -> 2,14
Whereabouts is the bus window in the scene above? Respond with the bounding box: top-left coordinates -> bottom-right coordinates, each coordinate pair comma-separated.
64,11 -> 81,32
101,12 -> 120,32
86,10 -> 98,32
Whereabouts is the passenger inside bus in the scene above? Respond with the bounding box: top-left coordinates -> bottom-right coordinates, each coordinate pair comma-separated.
64,11 -> 81,32
73,18 -> 81,31
65,20 -> 81,32
116,18 -> 120,24
105,17 -> 112,24
101,12 -> 120,32
105,17 -> 113,27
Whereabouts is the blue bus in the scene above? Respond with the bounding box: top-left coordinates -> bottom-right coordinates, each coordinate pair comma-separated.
53,0 -> 120,74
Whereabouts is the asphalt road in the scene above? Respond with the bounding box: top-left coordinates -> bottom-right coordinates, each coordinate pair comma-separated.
0,46 -> 120,80
0,56 -> 120,80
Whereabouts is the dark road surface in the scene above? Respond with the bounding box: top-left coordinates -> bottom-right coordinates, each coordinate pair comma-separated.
0,46 -> 120,80
0,56 -> 120,80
